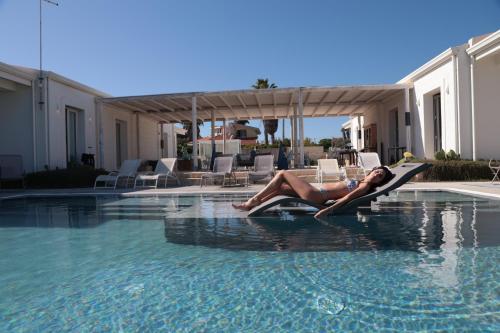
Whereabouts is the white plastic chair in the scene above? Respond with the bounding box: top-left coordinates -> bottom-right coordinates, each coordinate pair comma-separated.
489,159 -> 500,183
134,158 -> 180,188
94,159 -> 142,189
249,155 -> 274,184
316,159 -> 343,183
358,152 -> 382,175
200,156 -> 234,187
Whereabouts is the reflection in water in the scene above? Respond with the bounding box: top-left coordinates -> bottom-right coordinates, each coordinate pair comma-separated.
162,192 -> 500,253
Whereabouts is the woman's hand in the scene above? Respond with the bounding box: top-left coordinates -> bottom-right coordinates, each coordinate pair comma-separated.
314,207 -> 332,221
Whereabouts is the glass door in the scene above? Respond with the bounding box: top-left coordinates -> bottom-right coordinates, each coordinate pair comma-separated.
66,109 -> 78,164
433,93 -> 442,153
115,120 -> 128,168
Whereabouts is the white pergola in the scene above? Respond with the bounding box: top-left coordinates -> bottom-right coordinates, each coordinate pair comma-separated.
98,84 -> 412,169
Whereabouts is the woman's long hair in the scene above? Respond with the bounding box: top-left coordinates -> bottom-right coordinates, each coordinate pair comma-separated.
365,166 -> 394,190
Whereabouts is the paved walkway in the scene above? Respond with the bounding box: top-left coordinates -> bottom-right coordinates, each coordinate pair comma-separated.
1,182 -> 500,200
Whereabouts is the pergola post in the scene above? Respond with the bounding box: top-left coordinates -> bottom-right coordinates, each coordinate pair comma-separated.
191,96 -> 198,170
357,115 -> 362,151
404,87 -> 412,153
222,119 -> 226,154
291,108 -> 297,168
96,100 -> 103,169
211,109 -> 215,150
470,57 -> 477,161
298,88 -> 305,168
135,111 -> 140,158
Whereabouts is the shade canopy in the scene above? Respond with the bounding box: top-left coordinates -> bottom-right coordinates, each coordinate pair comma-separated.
99,84 -> 409,123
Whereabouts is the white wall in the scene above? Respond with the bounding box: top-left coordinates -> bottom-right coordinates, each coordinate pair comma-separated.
473,52 -> 500,159
100,107 -> 165,171
100,107 -> 136,171
46,78 -> 99,169
138,114 -> 160,161
0,83 -> 35,173
411,60 -> 456,159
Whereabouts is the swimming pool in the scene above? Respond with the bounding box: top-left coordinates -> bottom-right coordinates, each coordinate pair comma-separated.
0,191 -> 499,332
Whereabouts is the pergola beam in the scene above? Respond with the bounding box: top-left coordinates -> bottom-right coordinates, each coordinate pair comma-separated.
236,94 -> 251,119
254,93 -> 264,118
311,91 -> 330,116
219,95 -> 238,119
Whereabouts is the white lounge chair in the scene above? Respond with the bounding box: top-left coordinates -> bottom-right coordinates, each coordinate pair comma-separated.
200,156 -> 234,187
249,155 -> 274,184
358,152 -> 382,175
94,159 -> 142,189
316,159 -> 343,183
489,159 -> 500,183
134,158 -> 180,188
0,155 -> 24,188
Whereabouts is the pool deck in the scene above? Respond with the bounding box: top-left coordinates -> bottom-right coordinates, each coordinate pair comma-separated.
1,182 -> 500,200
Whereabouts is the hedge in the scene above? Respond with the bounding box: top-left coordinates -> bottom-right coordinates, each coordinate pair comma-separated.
24,166 -> 108,189
409,159 -> 491,181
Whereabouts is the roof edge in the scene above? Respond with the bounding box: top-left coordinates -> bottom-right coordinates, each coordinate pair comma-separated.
397,47 -> 462,84
467,29 -> 500,57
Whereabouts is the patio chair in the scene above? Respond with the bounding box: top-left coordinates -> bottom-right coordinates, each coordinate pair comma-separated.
249,155 -> 274,184
489,159 -> 500,183
358,152 -> 382,175
200,156 -> 234,187
134,158 -> 180,188
94,159 -> 142,189
0,155 -> 24,188
316,159 -> 343,183
248,163 -> 431,216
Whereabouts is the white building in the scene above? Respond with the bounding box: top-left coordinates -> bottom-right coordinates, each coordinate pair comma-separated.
343,30 -> 500,163
0,62 -> 179,173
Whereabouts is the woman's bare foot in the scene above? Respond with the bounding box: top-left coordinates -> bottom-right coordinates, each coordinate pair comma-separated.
232,197 -> 261,211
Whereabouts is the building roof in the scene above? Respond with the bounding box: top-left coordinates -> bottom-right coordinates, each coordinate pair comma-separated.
0,61 -> 110,97
99,84 -> 408,123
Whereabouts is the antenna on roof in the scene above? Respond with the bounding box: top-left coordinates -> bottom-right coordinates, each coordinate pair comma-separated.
38,0 -> 59,169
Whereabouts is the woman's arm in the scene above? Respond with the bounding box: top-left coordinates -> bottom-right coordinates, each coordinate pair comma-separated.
314,182 -> 371,220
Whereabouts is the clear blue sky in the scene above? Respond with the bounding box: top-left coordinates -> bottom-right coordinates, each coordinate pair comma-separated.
1,0 -> 499,141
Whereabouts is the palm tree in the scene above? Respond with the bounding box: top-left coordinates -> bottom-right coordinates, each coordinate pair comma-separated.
181,120 -> 203,142
252,78 -> 278,145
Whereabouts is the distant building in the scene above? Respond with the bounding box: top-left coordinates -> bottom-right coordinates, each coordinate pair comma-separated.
199,123 -> 261,145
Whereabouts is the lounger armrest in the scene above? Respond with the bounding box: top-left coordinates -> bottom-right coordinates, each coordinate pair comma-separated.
108,171 -> 119,176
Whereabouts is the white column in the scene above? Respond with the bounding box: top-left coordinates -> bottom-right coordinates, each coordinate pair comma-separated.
222,119 -> 226,154
159,122 -> 165,158
211,110 -> 215,146
135,111 -> 140,158
298,88 -> 305,168
191,96 -> 198,169
357,115 -> 362,151
470,57 -> 477,161
291,108 -> 297,168
404,87 -> 412,153
96,101 -> 103,168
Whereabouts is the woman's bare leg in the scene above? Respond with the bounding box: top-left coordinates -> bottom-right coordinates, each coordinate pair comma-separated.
233,171 -> 323,210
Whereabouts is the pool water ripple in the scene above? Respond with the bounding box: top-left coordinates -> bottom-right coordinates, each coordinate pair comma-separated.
0,192 -> 499,332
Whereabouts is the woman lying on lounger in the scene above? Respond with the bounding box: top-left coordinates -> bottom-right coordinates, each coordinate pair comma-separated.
233,166 -> 393,220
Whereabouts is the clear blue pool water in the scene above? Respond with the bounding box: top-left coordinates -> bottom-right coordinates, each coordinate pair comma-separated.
0,191 -> 499,332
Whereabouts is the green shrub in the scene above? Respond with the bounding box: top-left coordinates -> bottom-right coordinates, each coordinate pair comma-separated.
24,166 -> 108,188
414,160 -> 491,181
446,149 -> 460,160
434,150 -> 446,160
